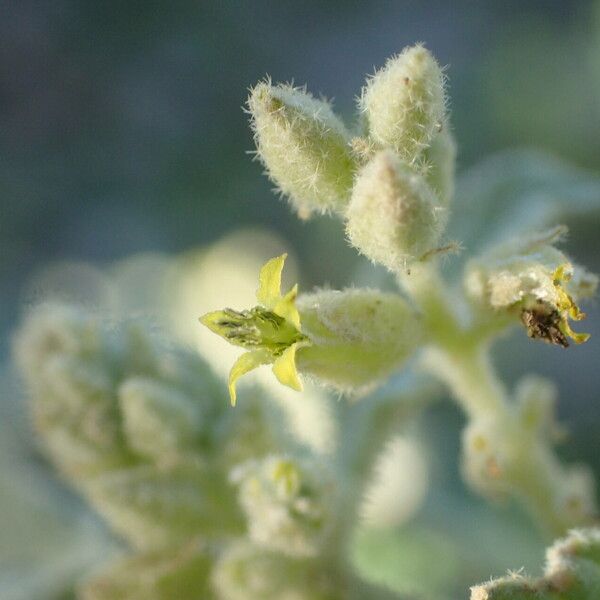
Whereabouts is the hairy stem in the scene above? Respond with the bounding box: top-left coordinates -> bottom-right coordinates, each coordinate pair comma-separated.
399,262 -> 595,536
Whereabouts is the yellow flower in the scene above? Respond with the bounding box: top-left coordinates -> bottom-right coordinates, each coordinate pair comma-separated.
200,254 -> 308,405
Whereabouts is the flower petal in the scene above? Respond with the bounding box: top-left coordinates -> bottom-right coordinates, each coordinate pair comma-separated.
272,344 -> 303,392
257,254 -> 287,308
273,284 -> 301,329
228,349 -> 271,406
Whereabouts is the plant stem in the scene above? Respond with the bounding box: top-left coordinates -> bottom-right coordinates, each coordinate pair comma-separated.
398,262 -> 595,537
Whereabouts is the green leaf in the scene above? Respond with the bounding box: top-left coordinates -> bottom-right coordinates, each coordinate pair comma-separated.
350,525 -> 460,600
448,149 -> 600,259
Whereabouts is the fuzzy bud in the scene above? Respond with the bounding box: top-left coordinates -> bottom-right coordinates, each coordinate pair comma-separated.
248,81 -> 355,218
296,288 -> 425,393
231,455 -> 333,557
359,44 -> 446,161
345,150 -> 446,272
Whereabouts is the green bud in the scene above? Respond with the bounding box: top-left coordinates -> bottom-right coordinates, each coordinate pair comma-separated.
248,81 -> 355,218
359,44 -> 446,161
345,150 -> 446,272
296,288 -> 425,392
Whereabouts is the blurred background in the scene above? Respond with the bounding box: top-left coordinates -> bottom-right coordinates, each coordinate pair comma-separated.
2,0 -> 600,597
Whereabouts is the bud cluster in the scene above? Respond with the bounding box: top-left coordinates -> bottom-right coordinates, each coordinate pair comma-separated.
248,45 -> 455,271
13,304 -> 280,550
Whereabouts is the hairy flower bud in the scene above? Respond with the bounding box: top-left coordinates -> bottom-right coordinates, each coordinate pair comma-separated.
346,150 -> 446,272
212,541 -> 341,600
296,288 -> 425,392
248,81 -> 355,218
359,44 -> 446,161
231,455 -> 333,557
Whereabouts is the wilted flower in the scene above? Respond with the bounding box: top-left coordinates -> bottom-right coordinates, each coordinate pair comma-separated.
465,226 -> 597,346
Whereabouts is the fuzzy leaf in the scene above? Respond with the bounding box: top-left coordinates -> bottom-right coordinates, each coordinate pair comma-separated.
448,149 -> 600,260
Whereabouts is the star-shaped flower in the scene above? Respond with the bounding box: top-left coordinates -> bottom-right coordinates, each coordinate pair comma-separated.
200,254 -> 309,405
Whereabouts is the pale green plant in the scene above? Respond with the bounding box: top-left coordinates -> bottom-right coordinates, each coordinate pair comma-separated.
206,43 -> 599,537
10,43 -> 600,599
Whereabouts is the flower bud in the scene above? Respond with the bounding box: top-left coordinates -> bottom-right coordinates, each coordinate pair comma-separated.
359,44 -> 446,161
231,455 -> 333,557
212,541 -> 341,600
248,81 -> 355,218
296,288 -> 425,392
345,150 -> 446,272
